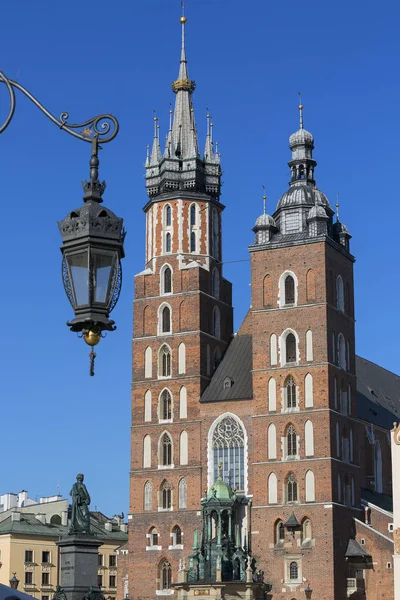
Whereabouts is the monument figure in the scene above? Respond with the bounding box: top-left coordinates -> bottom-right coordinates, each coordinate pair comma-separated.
69,473 -> 91,534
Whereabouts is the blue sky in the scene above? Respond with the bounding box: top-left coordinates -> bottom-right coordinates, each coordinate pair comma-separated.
0,0 -> 399,517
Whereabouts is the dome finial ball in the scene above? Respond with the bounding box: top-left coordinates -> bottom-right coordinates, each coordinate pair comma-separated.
180,16 -> 187,23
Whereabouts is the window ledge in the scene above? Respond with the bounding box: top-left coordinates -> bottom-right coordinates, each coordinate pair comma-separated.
158,507 -> 173,512
159,419 -> 173,425
156,590 -> 174,596
283,455 -> 300,461
158,464 -> 175,470
146,546 -> 162,551
158,376 -> 172,380
168,544 -> 184,550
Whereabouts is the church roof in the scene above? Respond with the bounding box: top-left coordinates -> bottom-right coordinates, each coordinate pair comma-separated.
201,335 -> 253,403
345,538 -> 371,558
202,341 -> 400,430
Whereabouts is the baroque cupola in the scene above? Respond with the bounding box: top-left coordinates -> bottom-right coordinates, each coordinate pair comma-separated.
252,193 -> 277,244
144,12 -> 221,202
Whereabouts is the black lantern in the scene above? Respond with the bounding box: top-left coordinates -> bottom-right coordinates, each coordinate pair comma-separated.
304,584 -> 313,599
59,137 -> 125,374
9,573 -> 19,590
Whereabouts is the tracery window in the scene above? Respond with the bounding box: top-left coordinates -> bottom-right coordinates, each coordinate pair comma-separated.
160,560 -> 172,591
163,266 -> 172,294
289,561 -> 299,581
212,416 -> 245,491
287,425 -> 297,457
285,275 -> 295,305
287,473 -> 298,502
286,333 -> 296,363
161,306 -> 171,333
161,433 -> 172,466
165,232 -> 171,253
160,390 -> 172,421
144,481 -> 152,511
285,376 -> 297,409
159,345 -> 171,378
190,204 -> 196,226
161,481 -> 172,509
165,205 -> 172,227
190,231 -> 196,253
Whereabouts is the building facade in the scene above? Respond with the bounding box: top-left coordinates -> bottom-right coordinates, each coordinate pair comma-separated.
128,13 -> 398,600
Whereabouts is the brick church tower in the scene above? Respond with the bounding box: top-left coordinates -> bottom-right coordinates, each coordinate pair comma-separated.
128,13 -> 365,600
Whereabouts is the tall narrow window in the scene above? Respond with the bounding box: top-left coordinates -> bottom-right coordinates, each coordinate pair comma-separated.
306,269 -> 316,300
163,267 -> 172,294
275,520 -> 285,544
160,390 -> 172,421
145,346 -> 152,379
285,376 -> 297,409
263,274 -> 272,306
287,425 -> 297,457
178,343 -> 186,374
305,420 -> 314,457
161,433 -> 172,466
144,481 -> 152,511
143,435 -> 151,468
286,333 -> 296,363
159,345 -> 171,378
165,232 -> 171,253
214,347 -> 221,369
336,275 -> 344,312
160,561 -> 171,590
144,390 -> 152,422
212,306 -> 221,338
305,373 -> 313,408
180,431 -> 188,465
270,334 -> 278,365
268,473 -> 278,504
212,416 -> 245,491
287,473 -> 298,502
306,330 -> 313,361
268,424 -> 277,459
149,526 -> 159,547
212,209 -> 219,258
285,275 -> 295,305
165,205 -> 172,227
305,470 -> 315,502
289,562 -> 299,581
161,481 -> 172,509
161,306 -> 171,333
212,268 -> 220,299
179,386 -> 187,419
190,204 -> 196,226
338,333 -> 346,369
268,377 -> 277,412
178,478 -> 187,509
171,525 -> 182,546
190,231 -> 196,252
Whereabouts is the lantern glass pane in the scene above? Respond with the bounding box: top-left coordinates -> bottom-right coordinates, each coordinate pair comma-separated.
69,252 -> 89,307
94,253 -> 114,304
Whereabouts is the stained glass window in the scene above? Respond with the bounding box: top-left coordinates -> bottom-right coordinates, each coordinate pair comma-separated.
212,416 -> 245,491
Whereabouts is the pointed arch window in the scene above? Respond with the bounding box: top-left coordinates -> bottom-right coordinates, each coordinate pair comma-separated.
159,345 -> 171,378
165,205 -> 172,227
336,275 -> 345,312
211,416 -> 245,491
144,481 -> 152,511
212,306 -> 221,338
286,333 -> 296,363
161,306 -> 171,333
160,560 -> 172,591
178,478 -> 187,509
275,520 -> 285,545
162,266 -> 172,295
287,425 -> 297,457
286,473 -> 298,502
161,433 -> 172,466
190,231 -> 196,253
171,525 -> 182,546
285,376 -> 297,409
302,519 -> 312,543
165,232 -> 171,253
161,481 -> 172,509
190,204 -> 196,226
148,526 -> 159,547
212,268 -> 220,299
160,390 -> 172,421
285,275 -> 295,305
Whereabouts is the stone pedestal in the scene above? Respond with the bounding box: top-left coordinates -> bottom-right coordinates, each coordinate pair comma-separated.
57,535 -> 103,600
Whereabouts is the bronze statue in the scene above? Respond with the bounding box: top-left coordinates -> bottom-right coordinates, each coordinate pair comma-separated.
69,473 -> 91,534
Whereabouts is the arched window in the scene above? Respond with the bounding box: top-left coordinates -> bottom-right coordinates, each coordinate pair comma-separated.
212,306 -> 221,338
285,275 -> 295,305
268,424 -> 277,459
171,525 -> 182,546
144,481 -> 152,511
211,415 -> 246,491
336,275 -> 344,312
306,269 -> 316,300
161,306 -> 171,333
145,346 -> 152,379
286,473 -> 298,502
305,420 -> 314,457
178,478 -> 187,509
190,204 -> 196,226
160,560 -> 171,591
159,345 -> 171,378
160,389 -> 172,421
165,205 -> 172,227
161,481 -> 172,510
275,519 -> 285,545
305,373 -> 313,408
375,440 -> 383,493
50,514 -> 61,525
180,431 -> 188,465
143,435 -> 151,468
190,231 -> 196,253
148,526 -> 159,547
263,274 -> 272,306
178,343 -> 186,374
144,390 -> 152,422
286,333 -> 296,363
179,386 -> 187,419
289,561 -> 299,581
287,425 -> 297,457
143,305 -> 151,336
306,330 -> 313,361
338,333 -> 346,369
270,334 -> 278,365
163,266 -> 172,294
212,268 -> 220,299
268,377 -> 277,412
268,473 -> 278,504
285,376 -> 297,409
165,232 -> 171,254
305,470 -> 315,502
160,433 -> 172,466
212,209 -> 219,258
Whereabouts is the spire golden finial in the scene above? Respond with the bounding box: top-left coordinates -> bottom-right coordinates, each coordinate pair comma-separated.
262,185 -> 267,214
153,109 -> 159,138
298,91 -> 304,129
336,194 -> 340,221
218,462 -> 223,478
180,1 -> 187,23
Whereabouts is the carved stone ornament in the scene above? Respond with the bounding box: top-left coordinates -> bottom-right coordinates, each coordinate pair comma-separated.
392,422 -> 400,445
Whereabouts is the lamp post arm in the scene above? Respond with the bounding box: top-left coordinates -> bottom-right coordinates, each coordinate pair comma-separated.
0,70 -> 119,143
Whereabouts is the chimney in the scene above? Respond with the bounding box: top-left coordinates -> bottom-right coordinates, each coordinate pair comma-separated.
35,514 -> 46,525
18,491 -> 28,507
61,511 -> 68,526
11,511 -> 21,522
120,523 -> 128,533
105,522 -> 113,532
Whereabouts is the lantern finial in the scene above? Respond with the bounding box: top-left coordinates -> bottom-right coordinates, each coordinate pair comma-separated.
82,136 -> 107,202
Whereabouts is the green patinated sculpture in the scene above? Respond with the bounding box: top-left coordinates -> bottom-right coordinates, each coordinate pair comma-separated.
69,473 -> 91,534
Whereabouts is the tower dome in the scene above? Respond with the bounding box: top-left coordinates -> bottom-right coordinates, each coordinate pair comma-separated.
289,127 -> 314,148
252,194 -> 278,245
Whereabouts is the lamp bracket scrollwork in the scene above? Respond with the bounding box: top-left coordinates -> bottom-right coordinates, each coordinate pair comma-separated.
0,70 -> 119,144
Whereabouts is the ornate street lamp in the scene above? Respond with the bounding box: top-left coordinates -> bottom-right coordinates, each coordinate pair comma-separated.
9,573 -> 20,590
304,584 -> 313,599
0,71 -> 124,375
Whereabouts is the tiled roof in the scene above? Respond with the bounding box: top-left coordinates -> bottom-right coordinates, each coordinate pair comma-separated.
361,487 -> 393,513
201,335 -> 253,403
356,356 -> 400,428
345,538 -> 371,558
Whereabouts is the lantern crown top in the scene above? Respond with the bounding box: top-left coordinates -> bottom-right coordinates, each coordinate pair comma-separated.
82,136 -> 107,202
